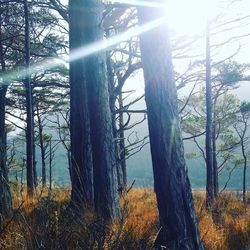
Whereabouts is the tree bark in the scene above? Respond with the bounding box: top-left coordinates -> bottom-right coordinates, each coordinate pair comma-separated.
0,10 -> 13,230
106,50 -> 123,194
138,4 -> 204,249
24,0 -> 34,197
118,93 -> 127,188
205,20 -> 215,208
0,86 -> 13,230
36,104 -> 46,187
212,123 -> 218,197
239,113 -> 248,204
69,0 -> 94,211
49,139 -> 52,191
83,0 -> 120,220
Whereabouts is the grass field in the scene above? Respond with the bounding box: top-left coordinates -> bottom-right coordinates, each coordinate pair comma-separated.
0,186 -> 249,249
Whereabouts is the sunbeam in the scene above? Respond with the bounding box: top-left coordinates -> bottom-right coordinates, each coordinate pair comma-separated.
105,0 -> 163,8
0,17 -> 164,87
69,17 -> 164,62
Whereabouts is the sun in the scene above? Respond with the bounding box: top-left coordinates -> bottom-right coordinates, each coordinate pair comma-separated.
164,0 -> 219,36
106,0 -> 220,36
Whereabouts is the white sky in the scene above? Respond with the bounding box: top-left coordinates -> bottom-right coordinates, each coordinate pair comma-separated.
59,0 -> 250,100
122,0 -> 250,100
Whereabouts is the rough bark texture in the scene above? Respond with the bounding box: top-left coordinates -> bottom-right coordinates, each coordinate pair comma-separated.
0,11 -> 12,230
24,0 -> 34,197
36,104 -> 46,187
138,4 -> 204,249
212,123 -> 218,197
118,93 -> 127,188
0,86 -> 13,230
69,0 -> 94,211
83,0 -> 120,220
205,21 -> 215,208
106,51 -> 123,194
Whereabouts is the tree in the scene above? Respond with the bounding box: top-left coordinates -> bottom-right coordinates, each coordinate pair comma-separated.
205,19 -> 215,208
234,102 -> 250,204
0,84 -> 12,230
68,0 -> 94,212
0,3 -> 14,230
24,0 -> 35,197
83,0 -> 120,220
69,0 -> 120,220
138,3 -> 203,249
181,60 -> 249,196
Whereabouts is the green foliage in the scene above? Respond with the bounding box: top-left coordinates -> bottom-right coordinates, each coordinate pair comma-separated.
214,60 -> 249,86
240,102 -> 250,113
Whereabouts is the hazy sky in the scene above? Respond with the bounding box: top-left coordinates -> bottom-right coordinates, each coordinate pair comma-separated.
60,0 -> 250,100
122,0 -> 250,100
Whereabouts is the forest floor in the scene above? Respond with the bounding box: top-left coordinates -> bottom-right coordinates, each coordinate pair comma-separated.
0,186 -> 250,249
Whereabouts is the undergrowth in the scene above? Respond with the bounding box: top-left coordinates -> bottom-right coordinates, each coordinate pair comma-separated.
0,185 -> 249,249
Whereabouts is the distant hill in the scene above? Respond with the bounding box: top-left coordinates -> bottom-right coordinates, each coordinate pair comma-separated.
9,81 -> 250,191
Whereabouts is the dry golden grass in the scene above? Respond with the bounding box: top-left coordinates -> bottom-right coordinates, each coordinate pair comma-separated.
0,185 -> 249,249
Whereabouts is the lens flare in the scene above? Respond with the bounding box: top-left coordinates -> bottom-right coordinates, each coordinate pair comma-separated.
105,0 -> 163,8
69,17 -> 164,63
0,18 -> 164,87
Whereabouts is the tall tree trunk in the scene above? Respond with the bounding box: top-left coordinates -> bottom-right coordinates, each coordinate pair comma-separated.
0,12 -> 12,229
0,86 -> 13,230
212,123 -> 218,197
49,139 -> 52,191
68,0 -> 94,211
242,142 -> 247,204
82,0 -> 120,220
138,4 -> 204,249
118,93 -> 127,188
205,20 -> 215,208
240,115 -> 247,204
106,50 -> 123,194
24,0 -> 34,197
36,104 -> 46,187
33,115 -> 37,187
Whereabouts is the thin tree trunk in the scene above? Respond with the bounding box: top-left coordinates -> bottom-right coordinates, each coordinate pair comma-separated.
212,123 -> 218,197
240,117 -> 247,204
106,49 -> 123,194
49,139 -> 52,191
69,0 -> 94,212
118,93 -> 127,188
205,19 -> 215,208
242,145 -> 247,204
36,104 -> 46,187
138,4 -> 203,249
33,117 -> 37,187
24,0 -> 34,197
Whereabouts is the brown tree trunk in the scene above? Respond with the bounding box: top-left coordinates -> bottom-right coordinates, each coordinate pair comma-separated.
49,139 -> 52,191
83,0 -> 120,220
212,123 -> 218,197
24,0 -> 34,197
118,93 -> 127,188
0,12 -> 12,229
36,104 -> 46,187
138,4 -> 203,249
68,0 -> 94,211
106,50 -> 123,194
0,86 -> 13,230
242,143 -> 247,204
205,20 -> 215,208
